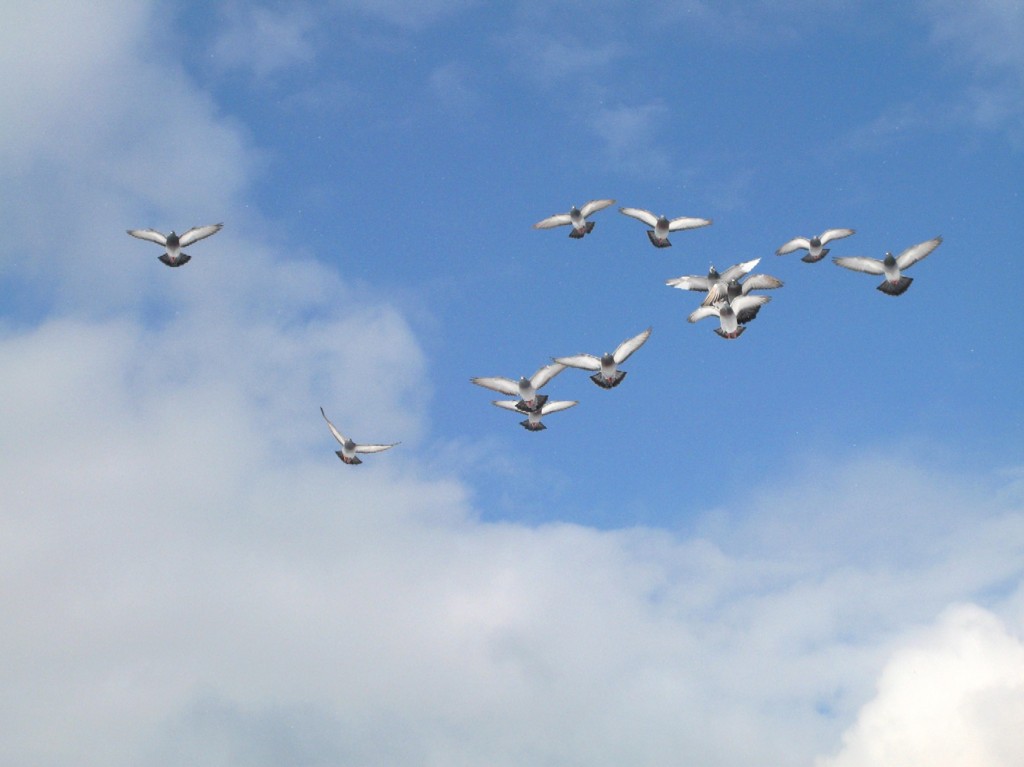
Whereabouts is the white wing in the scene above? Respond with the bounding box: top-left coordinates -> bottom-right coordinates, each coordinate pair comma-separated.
701,283 -> 729,306
320,406 -> 347,446
533,213 -> 572,229
613,327 -> 652,364
688,306 -> 720,323
492,400 -> 524,413
731,294 -> 770,313
127,228 -> 167,246
819,228 -> 855,244
471,376 -> 520,396
832,256 -> 885,274
775,237 -> 810,255
530,362 -> 566,389
540,400 -> 578,416
720,258 -> 760,282
354,442 -> 398,454
666,275 -> 711,291
667,216 -> 712,231
580,199 -> 615,217
740,274 -> 783,292
553,354 -> 601,371
619,207 -> 659,227
178,223 -> 223,247
895,236 -> 942,269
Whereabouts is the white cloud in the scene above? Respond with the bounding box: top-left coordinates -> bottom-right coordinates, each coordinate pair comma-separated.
818,603 -> 1024,767
591,101 -> 672,175
212,4 -> 316,80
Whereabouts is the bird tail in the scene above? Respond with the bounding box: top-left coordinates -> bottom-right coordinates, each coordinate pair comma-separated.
159,253 -> 191,267
646,230 -> 671,248
801,249 -> 827,263
336,451 -> 362,464
714,326 -> 745,339
877,276 -> 912,296
515,394 -> 547,413
590,371 -> 626,389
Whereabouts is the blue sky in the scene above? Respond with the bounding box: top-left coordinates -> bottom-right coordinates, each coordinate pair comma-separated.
1,1 -> 1023,765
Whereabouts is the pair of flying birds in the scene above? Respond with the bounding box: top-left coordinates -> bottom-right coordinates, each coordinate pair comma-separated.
534,199 -> 711,248
471,327 -> 652,431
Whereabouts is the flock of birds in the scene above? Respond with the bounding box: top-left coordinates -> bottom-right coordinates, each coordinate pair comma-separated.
127,202 -> 942,462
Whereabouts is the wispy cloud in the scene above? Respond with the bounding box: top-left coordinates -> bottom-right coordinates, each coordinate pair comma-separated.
212,4 -> 316,80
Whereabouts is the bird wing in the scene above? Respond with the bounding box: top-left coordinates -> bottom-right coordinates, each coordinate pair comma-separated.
553,354 -> 601,371
720,258 -> 760,282
819,228 -> 855,244
471,376 -> 520,396
530,362 -> 566,389
178,223 -> 223,247
740,274 -> 784,293
613,327 -> 652,364
492,400 -> 524,413
666,275 -> 711,291
320,406 -> 347,446
667,216 -> 712,232
540,400 -> 578,416
701,283 -> 729,306
688,306 -> 720,323
832,256 -> 885,274
895,236 -> 942,269
126,228 -> 167,246
731,294 -> 771,313
533,214 -> 572,229
580,199 -> 615,217
618,207 -> 659,227
775,237 -> 810,255
354,442 -> 398,454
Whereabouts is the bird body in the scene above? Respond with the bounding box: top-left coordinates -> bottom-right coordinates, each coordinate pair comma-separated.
320,407 -> 398,464
533,200 -> 615,238
832,236 -> 942,295
555,327 -> 652,389
776,228 -> 855,263
619,207 -> 712,248
127,223 -> 223,267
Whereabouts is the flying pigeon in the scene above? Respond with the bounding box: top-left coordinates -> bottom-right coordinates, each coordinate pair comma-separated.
832,236 -> 942,296
618,207 -> 712,248
492,399 -> 578,431
533,200 -> 615,238
666,259 -> 761,294
688,295 -> 771,339
127,223 -> 223,267
320,407 -> 399,465
776,228 -> 855,263
554,327 -> 652,389
702,273 -> 783,307
471,362 -> 566,413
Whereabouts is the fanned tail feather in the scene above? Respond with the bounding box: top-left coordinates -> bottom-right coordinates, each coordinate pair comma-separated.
159,253 -> 191,267
877,276 -> 913,296
515,394 -> 548,413
590,371 -> 626,389
801,249 -> 827,263
646,230 -> 671,248
521,419 -> 546,431
714,326 -> 746,339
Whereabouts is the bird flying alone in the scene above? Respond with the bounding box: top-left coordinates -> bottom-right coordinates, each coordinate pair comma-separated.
776,228 -> 855,263
533,200 -> 615,238
618,207 -> 712,248
126,223 -> 223,267
471,362 -> 566,413
832,236 -> 942,296
554,327 -> 652,389
320,407 -> 399,465
492,399 -> 578,431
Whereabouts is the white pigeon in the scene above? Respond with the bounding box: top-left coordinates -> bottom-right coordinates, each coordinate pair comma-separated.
618,207 -> 712,248
320,407 -> 399,465
832,236 -> 942,296
776,228 -> 855,263
688,295 -> 771,339
702,273 -> 783,307
666,259 -> 761,293
127,223 -> 223,267
471,362 -> 566,413
492,399 -> 578,431
554,327 -> 652,389
533,200 -> 615,238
